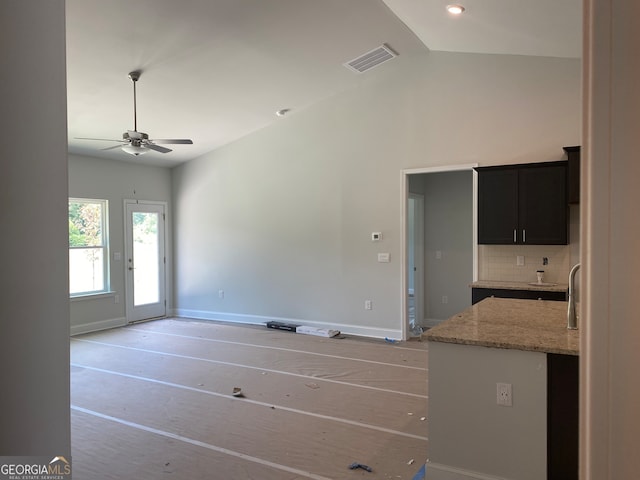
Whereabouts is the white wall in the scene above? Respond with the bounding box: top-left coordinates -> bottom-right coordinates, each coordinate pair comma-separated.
68,154 -> 173,334
172,51 -> 581,337
0,0 -> 70,455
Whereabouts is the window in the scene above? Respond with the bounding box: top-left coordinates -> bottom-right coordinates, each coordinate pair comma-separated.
69,198 -> 109,296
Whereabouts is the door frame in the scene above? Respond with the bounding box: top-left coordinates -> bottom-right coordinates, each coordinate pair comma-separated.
123,199 -> 168,323
400,164 -> 478,340
408,193 -> 425,332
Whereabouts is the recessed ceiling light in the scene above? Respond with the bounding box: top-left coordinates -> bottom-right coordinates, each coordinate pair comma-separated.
446,4 -> 465,15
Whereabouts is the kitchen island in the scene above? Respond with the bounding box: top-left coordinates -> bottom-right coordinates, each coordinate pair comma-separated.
424,297 -> 578,480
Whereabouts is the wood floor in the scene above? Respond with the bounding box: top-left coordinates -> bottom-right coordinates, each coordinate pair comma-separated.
70,318 -> 428,479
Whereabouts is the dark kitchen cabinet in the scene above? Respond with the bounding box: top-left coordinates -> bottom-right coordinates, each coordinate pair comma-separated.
564,146 -> 580,204
471,287 -> 567,304
476,161 -> 568,244
547,353 -> 579,480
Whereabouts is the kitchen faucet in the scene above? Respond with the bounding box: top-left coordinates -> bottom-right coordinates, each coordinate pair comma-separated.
567,263 -> 580,329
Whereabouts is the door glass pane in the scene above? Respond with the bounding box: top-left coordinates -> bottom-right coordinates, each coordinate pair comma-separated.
133,212 -> 159,306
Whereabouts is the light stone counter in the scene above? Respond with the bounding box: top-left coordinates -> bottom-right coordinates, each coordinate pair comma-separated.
470,280 -> 568,293
424,297 -> 579,355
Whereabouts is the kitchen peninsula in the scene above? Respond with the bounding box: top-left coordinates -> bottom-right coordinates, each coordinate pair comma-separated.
424,297 -> 578,480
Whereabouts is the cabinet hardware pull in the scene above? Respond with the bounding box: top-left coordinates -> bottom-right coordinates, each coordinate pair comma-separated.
523,229 -> 526,243
513,229 -> 517,243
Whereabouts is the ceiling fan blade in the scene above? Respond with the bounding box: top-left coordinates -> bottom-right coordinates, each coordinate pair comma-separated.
151,139 -> 193,145
101,144 -> 126,151
146,143 -> 172,154
75,137 -> 124,143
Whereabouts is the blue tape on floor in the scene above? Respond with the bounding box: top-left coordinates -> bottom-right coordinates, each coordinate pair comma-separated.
412,463 -> 426,480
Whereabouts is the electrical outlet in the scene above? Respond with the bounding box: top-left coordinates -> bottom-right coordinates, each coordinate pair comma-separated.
497,382 -> 513,407
442,295 -> 448,304
218,290 -> 224,299
365,300 -> 372,310
114,294 -> 120,304
516,255 -> 525,266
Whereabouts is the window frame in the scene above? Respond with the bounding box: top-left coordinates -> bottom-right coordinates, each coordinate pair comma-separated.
68,197 -> 110,298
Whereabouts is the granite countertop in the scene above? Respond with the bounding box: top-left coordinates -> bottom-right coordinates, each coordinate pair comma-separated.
470,280 -> 568,293
424,297 -> 579,355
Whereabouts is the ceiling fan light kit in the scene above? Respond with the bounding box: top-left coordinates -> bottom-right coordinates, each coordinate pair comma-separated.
76,70 -> 193,156
121,144 -> 149,156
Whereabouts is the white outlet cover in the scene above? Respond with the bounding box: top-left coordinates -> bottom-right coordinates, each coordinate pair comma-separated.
497,382 -> 513,407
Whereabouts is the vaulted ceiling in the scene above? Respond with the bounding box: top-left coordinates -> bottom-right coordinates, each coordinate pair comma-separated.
66,0 -> 581,167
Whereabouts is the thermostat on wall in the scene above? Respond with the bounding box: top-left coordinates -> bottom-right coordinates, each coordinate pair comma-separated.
371,232 -> 382,242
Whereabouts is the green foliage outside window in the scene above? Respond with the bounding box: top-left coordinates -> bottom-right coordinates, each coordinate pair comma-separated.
69,201 -> 103,247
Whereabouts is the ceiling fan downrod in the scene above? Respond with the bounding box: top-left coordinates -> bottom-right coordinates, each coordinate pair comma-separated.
128,70 -> 141,132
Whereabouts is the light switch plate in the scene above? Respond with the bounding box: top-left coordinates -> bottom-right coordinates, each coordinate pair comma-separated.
377,253 -> 390,263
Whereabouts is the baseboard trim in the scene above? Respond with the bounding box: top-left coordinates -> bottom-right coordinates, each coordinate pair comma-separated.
71,317 -> 127,336
426,463 -> 511,480
424,318 -> 444,329
172,308 -> 402,340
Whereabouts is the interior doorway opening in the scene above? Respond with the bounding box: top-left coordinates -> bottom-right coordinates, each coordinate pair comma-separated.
401,165 -> 478,339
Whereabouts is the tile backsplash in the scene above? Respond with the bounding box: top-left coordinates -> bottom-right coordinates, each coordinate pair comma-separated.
478,244 -> 571,284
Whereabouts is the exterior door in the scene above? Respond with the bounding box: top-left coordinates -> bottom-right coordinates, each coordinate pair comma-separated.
125,201 -> 166,322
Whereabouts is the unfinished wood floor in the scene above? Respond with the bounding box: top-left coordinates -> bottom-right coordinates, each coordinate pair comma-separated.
71,318 -> 428,479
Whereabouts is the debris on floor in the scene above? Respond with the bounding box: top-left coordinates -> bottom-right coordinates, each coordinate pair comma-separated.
232,387 -> 244,397
266,321 -> 300,332
348,462 -> 373,472
265,321 -> 340,337
384,337 -> 398,344
305,382 -> 320,390
296,325 -> 340,338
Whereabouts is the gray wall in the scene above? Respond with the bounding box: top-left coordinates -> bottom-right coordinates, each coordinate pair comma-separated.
0,0 -> 70,455
68,154 -> 173,334
427,342 -> 547,479
409,171 -> 473,324
172,51 -> 581,338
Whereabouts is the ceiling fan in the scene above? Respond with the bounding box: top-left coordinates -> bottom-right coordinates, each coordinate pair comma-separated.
76,71 -> 193,156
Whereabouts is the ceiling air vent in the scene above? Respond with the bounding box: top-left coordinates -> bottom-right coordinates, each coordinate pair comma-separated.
343,44 -> 397,74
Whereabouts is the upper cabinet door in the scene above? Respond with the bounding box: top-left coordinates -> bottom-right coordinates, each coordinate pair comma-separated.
564,146 -> 581,204
476,162 -> 568,245
518,163 -> 568,244
478,167 -> 519,244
